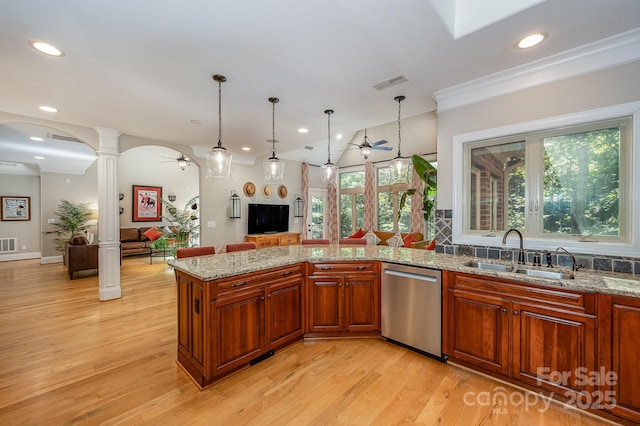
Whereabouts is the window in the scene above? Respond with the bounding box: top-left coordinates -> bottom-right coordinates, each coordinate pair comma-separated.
453,103 -> 639,257
339,170 -> 365,237
377,167 -> 411,232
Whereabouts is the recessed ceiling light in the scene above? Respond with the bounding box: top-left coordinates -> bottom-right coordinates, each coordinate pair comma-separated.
29,41 -> 64,57
242,147 -> 251,151
336,133 -> 343,140
34,156 -> 45,160
39,105 -> 58,113
517,33 -> 545,49
30,137 -> 44,142
298,128 -> 309,134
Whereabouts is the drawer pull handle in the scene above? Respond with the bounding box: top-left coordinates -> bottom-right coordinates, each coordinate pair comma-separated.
354,266 -> 368,270
232,281 -> 247,288
318,266 -> 333,270
281,271 -> 292,276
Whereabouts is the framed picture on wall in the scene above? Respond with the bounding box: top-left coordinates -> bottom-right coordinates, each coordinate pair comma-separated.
132,185 -> 162,222
1,196 -> 31,221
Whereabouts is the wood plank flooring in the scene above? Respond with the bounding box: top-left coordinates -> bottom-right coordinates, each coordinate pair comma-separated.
0,258 -> 618,425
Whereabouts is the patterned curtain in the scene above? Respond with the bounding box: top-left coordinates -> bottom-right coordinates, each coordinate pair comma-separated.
364,160 -> 375,231
410,166 -> 425,235
327,182 -> 338,244
301,162 -> 309,240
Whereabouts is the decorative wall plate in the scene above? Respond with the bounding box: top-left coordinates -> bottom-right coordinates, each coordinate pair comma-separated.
262,184 -> 273,198
278,185 -> 288,199
243,182 -> 256,197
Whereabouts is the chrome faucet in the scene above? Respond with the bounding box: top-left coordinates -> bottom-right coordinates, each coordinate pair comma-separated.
555,247 -> 584,271
502,228 -> 526,265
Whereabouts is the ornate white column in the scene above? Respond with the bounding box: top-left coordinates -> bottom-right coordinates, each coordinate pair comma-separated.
95,127 -> 122,301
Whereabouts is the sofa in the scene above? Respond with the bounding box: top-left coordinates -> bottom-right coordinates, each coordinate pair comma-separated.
120,227 -> 155,257
346,229 -> 433,249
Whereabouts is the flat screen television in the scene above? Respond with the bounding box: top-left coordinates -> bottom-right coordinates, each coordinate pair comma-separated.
247,203 -> 289,234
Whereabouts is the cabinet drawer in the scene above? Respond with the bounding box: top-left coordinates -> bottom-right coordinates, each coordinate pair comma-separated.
216,274 -> 263,294
259,264 -> 304,284
279,234 -> 299,246
311,262 -> 376,274
256,236 -> 280,248
450,273 -> 596,314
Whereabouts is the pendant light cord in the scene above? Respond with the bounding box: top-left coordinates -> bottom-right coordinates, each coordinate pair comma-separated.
271,100 -> 276,157
217,79 -> 222,147
325,109 -> 333,164
396,96 -> 403,158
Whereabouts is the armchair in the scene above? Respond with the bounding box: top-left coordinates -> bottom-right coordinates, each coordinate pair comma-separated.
65,241 -> 99,279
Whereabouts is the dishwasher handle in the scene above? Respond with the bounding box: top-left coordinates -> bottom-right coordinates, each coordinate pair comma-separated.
383,268 -> 438,283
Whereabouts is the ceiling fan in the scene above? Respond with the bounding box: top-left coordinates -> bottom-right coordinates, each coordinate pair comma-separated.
161,154 -> 191,170
346,129 -> 392,160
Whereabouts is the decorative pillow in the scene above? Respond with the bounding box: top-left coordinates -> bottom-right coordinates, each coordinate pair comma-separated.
363,229 -> 381,246
143,226 -> 164,241
425,238 -> 436,250
348,228 -> 366,239
386,231 -> 404,247
70,234 -> 88,245
403,233 -> 417,248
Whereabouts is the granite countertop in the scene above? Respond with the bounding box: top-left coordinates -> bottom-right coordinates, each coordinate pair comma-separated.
168,245 -> 640,298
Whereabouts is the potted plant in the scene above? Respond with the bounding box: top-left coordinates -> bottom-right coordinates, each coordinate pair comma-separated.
161,196 -> 200,248
43,200 -> 91,252
398,154 -> 437,222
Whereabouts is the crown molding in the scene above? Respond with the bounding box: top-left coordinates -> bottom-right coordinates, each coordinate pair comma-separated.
434,28 -> 640,112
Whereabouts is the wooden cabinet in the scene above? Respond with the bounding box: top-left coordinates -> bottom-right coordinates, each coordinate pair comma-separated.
245,232 -> 300,248
445,271 -> 597,399
176,263 -> 305,387
308,261 -> 380,335
598,294 -> 640,423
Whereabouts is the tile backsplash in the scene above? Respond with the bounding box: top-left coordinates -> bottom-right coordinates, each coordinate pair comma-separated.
434,209 -> 640,276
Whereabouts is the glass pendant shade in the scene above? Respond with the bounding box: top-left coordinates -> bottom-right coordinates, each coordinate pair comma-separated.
359,143 -> 372,160
229,190 -> 241,219
263,97 -> 284,182
207,145 -> 232,179
322,109 -> 339,187
263,155 -> 284,182
207,74 -> 232,179
388,95 -> 410,184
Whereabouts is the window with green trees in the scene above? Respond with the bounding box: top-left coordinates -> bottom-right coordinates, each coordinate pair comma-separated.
339,170 -> 365,237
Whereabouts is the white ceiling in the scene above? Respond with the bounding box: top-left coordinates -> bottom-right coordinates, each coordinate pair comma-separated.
1,0 -> 639,174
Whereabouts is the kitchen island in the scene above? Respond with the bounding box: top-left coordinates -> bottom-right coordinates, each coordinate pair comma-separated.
170,245 -> 640,423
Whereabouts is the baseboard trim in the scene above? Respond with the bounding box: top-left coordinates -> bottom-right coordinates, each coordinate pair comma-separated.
0,252 -> 42,262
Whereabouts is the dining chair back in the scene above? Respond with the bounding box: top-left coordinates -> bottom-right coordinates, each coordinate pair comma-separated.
176,246 -> 216,259
301,239 -> 330,245
225,242 -> 257,252
338,238 -> 366,245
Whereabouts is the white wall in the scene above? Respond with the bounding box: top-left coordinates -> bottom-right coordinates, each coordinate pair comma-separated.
0,174 -> 41,260
436,61 -> 640,210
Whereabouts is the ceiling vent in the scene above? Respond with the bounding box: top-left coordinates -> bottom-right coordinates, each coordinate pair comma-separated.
372,74 -> 409,91
47,132 -> 83,143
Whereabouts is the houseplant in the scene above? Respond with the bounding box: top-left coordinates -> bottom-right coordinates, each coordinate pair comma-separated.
43,200 -> 91,252
159,196 -> 200,247
398,154 -> 437,222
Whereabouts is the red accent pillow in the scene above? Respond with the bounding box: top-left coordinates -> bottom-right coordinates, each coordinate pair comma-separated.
349,228 -> 366,239
425,238 -> 436,250
143,226 -> 163,241
402,233 -> 416,247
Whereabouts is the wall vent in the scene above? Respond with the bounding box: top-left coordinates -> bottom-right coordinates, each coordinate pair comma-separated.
0,237 -> 17,253
46,132 -> 83,143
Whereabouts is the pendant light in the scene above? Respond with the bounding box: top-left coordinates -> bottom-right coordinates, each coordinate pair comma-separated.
263,97 -> 284,182
359,129 -> 373,160
321,109 -> 338,187
207,74 -> 232,179
388,95 -> 411,184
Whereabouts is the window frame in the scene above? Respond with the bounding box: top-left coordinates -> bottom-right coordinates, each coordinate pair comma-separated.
338,167 -> 366,237
452,101 -> 640,257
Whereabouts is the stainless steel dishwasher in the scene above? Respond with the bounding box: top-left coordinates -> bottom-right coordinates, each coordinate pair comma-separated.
381,262 -> 446,361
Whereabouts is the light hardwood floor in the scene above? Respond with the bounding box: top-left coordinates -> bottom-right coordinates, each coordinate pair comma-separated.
0,258 -> 617,425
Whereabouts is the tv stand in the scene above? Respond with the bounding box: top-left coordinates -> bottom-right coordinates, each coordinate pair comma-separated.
245,232 -> 300,249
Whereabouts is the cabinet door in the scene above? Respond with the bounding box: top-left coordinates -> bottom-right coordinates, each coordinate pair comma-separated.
308,276 -> 343,333
344,275 -> 379,332
448,288 -> 510,375
266,277 -> 305,349
279,233 -> 299,246
512,302 -> 596,398
214,288 -> 264,374
176,273 -> 205,367
608,297 -> 640,422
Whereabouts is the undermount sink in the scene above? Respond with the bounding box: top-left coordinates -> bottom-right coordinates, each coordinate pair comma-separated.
464,260 -> 514,272
514,268 -> 574,280
464,260 -> 574,280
